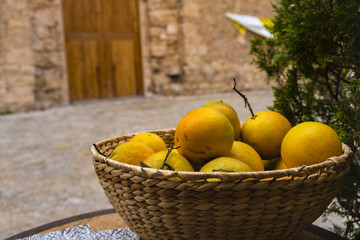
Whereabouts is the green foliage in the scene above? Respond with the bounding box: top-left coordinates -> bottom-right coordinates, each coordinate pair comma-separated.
0,110 -> 12,115
330,78 -> 360,151
250,0 -> 360,238
251,0 -> 360,125
328,78 -> 360,239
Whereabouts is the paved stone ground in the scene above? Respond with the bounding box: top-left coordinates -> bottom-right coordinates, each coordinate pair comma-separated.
0,88 -> 343,239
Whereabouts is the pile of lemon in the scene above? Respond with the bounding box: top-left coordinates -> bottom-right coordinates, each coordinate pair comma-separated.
109,100 -> 343,175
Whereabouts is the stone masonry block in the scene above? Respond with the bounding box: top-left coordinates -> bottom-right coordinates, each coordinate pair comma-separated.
148,9 -> 178,26
147,0 -> 178,10
6,48 -> 33,65
150,42 -> 168,58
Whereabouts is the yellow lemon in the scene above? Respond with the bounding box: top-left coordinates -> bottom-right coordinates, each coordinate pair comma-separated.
110,141 -> 155,166
130,132 -> 167,152
241,110 -> 292,159
225,141 -> 264,171
281,121 -> 343,168
174,107 -> 234,167
204,100 -> 241,140
199,157 -> 253,173
274,158 -> 288,170
204,100 -> 237,112
143,150 -> 194,172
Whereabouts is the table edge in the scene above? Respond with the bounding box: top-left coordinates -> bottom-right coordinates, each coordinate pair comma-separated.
5,208 -> 116,240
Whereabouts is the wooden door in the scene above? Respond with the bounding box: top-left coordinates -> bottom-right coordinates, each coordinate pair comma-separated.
102,0 -> 143,97
62,0 -> 143,101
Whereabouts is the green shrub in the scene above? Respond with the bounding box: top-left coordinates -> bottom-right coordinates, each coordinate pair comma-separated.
250,0 -> 360,238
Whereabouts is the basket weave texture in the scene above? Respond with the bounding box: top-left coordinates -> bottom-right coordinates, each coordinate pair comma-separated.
91,129 -> 352,240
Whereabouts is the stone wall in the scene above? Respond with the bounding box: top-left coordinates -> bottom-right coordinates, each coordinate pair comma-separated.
0,0 -> 66,113
29,0 -> 68,110
144,0 -> 184,94
0,0 -> 36,113
145,0 -> 275,95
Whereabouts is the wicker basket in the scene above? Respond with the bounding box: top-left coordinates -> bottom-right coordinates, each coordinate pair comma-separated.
91,129 -> 352,240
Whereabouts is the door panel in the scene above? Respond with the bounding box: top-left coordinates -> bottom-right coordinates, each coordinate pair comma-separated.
110,40 -> 137,96
62,0 -> 102,33
65,40 -> 102,100
101,0 -> 137,33
82,40 -> 101,99
101,0 -> 143,96
65,40 -> 84,101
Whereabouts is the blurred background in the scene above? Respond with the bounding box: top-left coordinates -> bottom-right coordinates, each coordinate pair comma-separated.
0,0 -> 274,114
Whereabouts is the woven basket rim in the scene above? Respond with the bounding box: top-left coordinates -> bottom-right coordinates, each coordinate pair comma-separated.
91,128 -> 352,182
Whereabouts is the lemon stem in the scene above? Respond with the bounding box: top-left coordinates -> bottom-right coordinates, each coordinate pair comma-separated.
93,143 -> 108,158
163,163 -> 174,171
160,145 -> 179,170
232,78 -> 256,118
